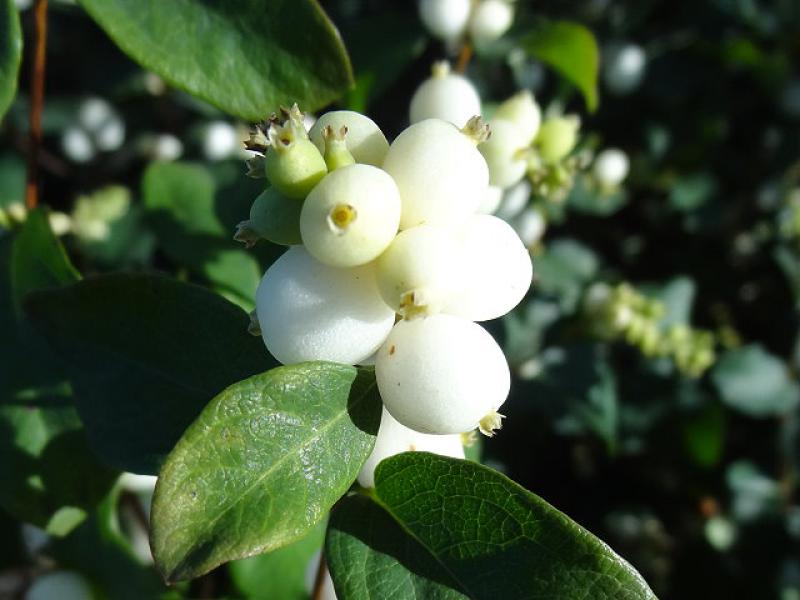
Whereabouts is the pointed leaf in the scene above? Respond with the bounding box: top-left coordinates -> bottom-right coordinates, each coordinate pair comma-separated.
0,0 -> 22,120
373,453 -> 656,599
150,363 -> 381,583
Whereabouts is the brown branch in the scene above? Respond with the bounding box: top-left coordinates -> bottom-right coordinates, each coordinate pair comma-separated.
311,553 -> 328,600
24,0 -> 48,210
455,42 -> 473,74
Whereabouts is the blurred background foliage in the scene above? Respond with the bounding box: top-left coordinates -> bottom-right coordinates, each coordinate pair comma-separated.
1,0 -> 800,598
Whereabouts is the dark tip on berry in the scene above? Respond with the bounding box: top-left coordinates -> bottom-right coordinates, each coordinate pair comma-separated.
389,345 -> 396,356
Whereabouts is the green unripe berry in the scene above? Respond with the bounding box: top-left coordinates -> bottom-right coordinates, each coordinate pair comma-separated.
321,125 -> 356,171
535,115 -> 580,164
234,187 -> 302,247
264,121 -> 327,199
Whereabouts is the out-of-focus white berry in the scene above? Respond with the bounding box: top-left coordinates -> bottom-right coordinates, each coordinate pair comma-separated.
376,314 -> 510,435
21,525 -> 49,556
477,185 -> 503,214
593,147 -> 630,189
382,119 -> 488,229
300,164 -> 401,268
469,0 -> 514,48
409,62 -> 481,128
495,179 -> 531,221
78,97 -> 113,132
535,115 -> 580,163
202,120 -> 241,161
48,212 -> 72,236
255,247 -> 394,365
418,0 -> 471,41
94,117 -> 125,152
494,90 -> 541,144
309,111 -> 389,166
479,119 -> 528,188
358,408 -> 464,488
25,571 -> 93,600
151,134 -> 183,161
603,43 -> 647,95
375,224 -> 461,318
15,0 -> 33,9
61,127 -> 95,163
446,214 -> 532,321
512,207 -> 546,247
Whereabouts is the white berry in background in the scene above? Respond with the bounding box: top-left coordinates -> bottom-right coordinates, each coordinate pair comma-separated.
418,0 -> 471,41
61,126 -> 95,163
78,97 -> 114,132
26,571 -> 93,600
603,43 -> 647,95
256,247 -> 394,365
512,207 -> 546,247
410,61 -> 481,128
469,0 -> 514,48
446,214 -> 532,321
478,185 -> 503,214
382,118 -> 489,230
376,314 -> 510,435
309,111 -> 389,166
479,119 -> 529,188
375,224 -> 462,318
593,147 -> 630,189
494,90 -> 541,144
202,120 -> 241,161
300,164 -> 401,268
495,179 -> 531,220
358,408 -> 464,488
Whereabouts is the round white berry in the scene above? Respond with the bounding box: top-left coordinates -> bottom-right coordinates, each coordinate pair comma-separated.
494,90 -> 541,144
202,120 -> 241,161
477,185 -> 503,214
469,0 -> 514,48
61,127 -> 95,163
418,0 -> 471,40
495,179 -> 531,220
358,408 -> 464,488
479,119 -> 529,189
308,111 -> 389,166
446,214 -> 532,321
593,147 -> 630,189
256,247 -> 394,365
376,314 -> 510,435
375,224 -> 462,318
410,62 -> 481,128
603,43 -> 646,95
300,164 -> 401,268
512,207 -> 546,247
26,571 -> 93,600
382,119 -> 488,230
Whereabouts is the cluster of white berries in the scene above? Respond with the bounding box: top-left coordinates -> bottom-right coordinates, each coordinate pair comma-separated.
237,104 -> 532,485
419,0 -> 514,49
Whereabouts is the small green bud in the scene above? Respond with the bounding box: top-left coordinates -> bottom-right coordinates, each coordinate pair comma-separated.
535,115 -> 580,163
234,187 -> 303,247
264,120 -> 327,199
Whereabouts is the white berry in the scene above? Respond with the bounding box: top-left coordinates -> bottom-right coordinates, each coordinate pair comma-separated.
603,43 -> 647,95
593,147 -> 630,189
446,214 -> 532,321
309,111 -> 389,166
382,119 -> 489,230
376,314 -> 510,435
495,179 -> 531,220
494,90 -> 541,144
358,407 -> 464,488
300,164 -> 401,268
479,119 -> 529,189
512,207 -> 546,247
410,62 -> 481,128
418,0 -> 471,40
477,185 -> 503,214
375,224 -> 462,318
469,0 -> 514,48
256,247 -> 394,365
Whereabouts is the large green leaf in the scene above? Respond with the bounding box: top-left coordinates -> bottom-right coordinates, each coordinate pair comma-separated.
0,0 -> 22,120
77,0 -> 353,120
0,403 -> 117,535
230,518 -> 326,600
150,363 -> 381,583
142,161 -> 262,310
24,272 -> 274,474
372,453 -> 656,599
327,494 -> 467,599
522,20 -> 600,112
711,344 -> 799,417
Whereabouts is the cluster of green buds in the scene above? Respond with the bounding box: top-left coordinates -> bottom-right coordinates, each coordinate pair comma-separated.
584,282 -> 716,377
526,114 -> 588,203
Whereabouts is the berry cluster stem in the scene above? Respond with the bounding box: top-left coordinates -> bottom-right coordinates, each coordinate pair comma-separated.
25,0 -> 49,210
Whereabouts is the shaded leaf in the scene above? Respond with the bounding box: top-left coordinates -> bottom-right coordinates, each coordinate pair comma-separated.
0,0 -> 22,120
77,0 -> 353,120
327,494 -> 467,599
523,21 -> 599,112
150,363 -> 381,582
373,453 -> 656,599
24,272 -> 274,474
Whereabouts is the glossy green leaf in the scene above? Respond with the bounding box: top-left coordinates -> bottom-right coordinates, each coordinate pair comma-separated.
24,273 -> 274,474
327,494 -> 467,599
230,519 -> 326,600
373,453 -> 656,599
0,0 -> 22,120
142,161 -> 262,310
0,403 -> 117,535
150,363 -> 381,583
711,344 -> 800,417
77,0 -> 353,120
522,20 -> 599,112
